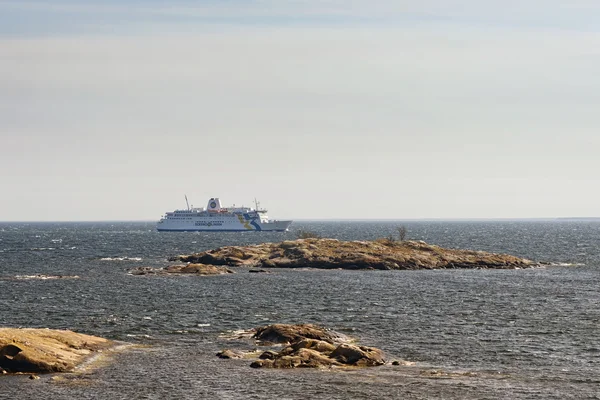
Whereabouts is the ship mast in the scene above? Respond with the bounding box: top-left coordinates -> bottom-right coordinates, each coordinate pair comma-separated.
185,195 -> 190,211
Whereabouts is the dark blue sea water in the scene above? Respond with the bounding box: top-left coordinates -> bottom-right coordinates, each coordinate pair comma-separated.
0,221 -> 599,399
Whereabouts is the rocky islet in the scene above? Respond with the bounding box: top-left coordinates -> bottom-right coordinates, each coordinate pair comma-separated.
170,238 -> 541,271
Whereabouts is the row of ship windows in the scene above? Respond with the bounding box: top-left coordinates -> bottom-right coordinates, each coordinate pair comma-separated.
170,215 -> 234,218
169,217 -> 232,219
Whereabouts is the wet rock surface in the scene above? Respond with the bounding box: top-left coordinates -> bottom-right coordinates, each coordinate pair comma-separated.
174,238 -> 541,270
248,269 -> 269,273
219,324 -> 386,369
216,349 -> 261,359
0,328 -> 114,373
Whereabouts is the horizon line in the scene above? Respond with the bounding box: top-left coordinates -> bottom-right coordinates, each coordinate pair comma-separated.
1,217 -> 599,224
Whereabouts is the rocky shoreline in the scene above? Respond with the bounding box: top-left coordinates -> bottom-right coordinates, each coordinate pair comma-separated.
166,238 -> 541,271
0,324 -> 389,374
0,328 -> 115,374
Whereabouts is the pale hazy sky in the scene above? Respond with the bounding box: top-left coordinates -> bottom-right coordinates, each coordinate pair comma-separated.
1,0 -> 599,221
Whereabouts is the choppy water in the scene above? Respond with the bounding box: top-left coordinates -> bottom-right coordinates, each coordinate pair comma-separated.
0,220 -> 599,399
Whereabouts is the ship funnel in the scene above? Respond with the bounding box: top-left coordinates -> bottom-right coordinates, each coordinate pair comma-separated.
206,198 -> 222,211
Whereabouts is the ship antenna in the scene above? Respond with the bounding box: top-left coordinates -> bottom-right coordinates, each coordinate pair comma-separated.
185,195 -> 190,211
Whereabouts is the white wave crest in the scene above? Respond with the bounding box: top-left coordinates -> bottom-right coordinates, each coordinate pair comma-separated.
100,256 -> 143,261
549,262 -> 585,267
13,274 -> 80,280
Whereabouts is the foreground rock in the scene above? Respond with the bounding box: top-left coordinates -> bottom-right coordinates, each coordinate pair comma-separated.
218,323 -> 386,369
173,238 -> 540,270
0,328 -> 114,373
129,264 -> 234,276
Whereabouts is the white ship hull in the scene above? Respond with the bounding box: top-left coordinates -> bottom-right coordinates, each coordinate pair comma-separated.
157,198 -> 292,232
157,217 -> 292,232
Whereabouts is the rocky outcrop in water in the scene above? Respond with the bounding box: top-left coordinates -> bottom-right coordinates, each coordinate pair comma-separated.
218,323 -> 386,369
172,238 -> 539,270
129,264 -> 234,276
0,328 -> 114,373
252,323 -> 350,345
250,340 -> 386,369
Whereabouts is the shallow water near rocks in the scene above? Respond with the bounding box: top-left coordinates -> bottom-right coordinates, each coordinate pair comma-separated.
0,220 -> 599,399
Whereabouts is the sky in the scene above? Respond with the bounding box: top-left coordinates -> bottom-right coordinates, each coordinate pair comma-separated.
1,0 -> 599,221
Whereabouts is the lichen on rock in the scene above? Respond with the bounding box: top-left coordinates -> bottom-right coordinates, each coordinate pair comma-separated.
174,238 -> 541,271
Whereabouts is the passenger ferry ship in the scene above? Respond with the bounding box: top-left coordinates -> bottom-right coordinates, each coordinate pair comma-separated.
156,197 -> 292,232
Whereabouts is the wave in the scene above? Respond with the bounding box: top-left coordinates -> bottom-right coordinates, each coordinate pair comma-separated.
548,262 -> 586,267
9,274 -> 80,280
100,257 -> 143,261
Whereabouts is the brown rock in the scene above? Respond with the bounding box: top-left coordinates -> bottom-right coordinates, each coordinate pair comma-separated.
129,264 -> 234,276
225,324 -> 385,370
252,324 -> 348,345
285,339 -> 338,354
252,348 -> 342,369
0,328 -> 114,374
329,344 -> 386,366
258,350 -> 278,360
250,360 -> 267,368
178,264 -> 234,275
216,349 -> 245,359
174,239 -> 541,271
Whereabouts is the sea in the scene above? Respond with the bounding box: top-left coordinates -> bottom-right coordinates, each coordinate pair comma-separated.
0,220 -> 598,399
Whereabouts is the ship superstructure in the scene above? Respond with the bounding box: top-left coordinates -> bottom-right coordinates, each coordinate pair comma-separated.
157,197 -> 292,232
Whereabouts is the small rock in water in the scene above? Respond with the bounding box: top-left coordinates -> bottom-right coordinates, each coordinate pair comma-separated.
258,350 -> 278,360
29,374 -> 40,380
216,349 -> 244,359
